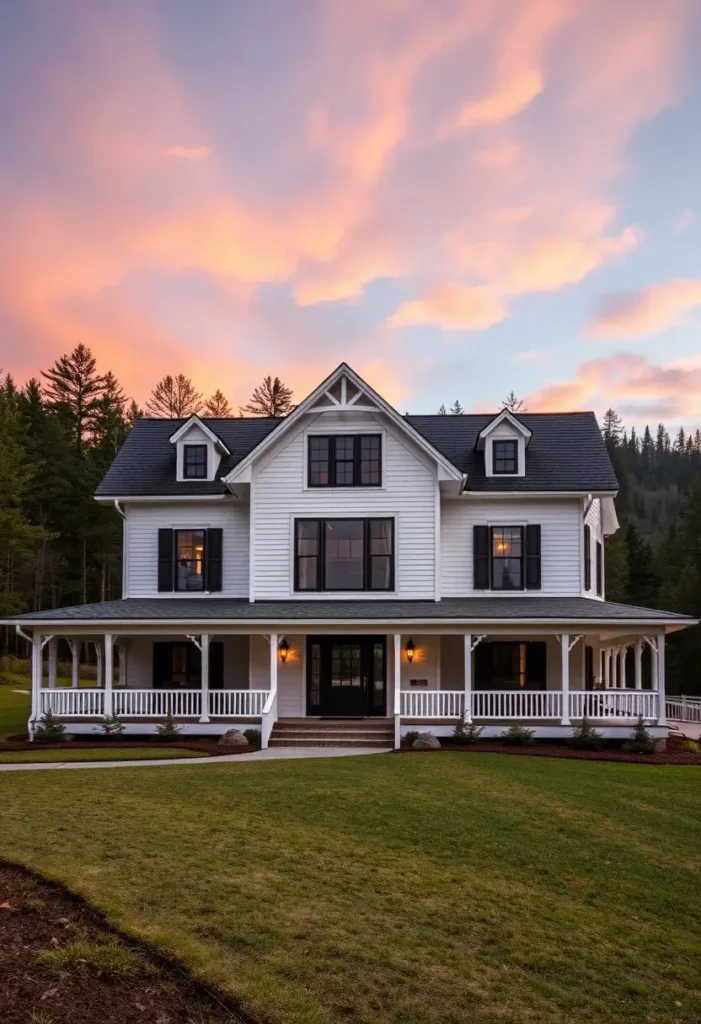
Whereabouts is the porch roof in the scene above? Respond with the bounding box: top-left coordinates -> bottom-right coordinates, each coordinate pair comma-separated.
7,596 -> 695,629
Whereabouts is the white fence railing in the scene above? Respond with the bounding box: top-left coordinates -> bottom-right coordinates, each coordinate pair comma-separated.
40,689 -> 105,717
401,691 -> 465,718
472,690 -> 563,719
666,697 -> 701,724
113,689 -> 201,718
209,690 -> 267,717
569,690 -> 657,721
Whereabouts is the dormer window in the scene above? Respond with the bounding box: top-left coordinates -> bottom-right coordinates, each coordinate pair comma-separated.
493,440 -> 518,475
183,444 -> 208,479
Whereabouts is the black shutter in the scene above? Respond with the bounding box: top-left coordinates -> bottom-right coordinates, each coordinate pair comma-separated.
596,541 -> 603,596
158,529 -> 174,592
525,642 -> 547,687
473,525 -> 490,589
583,525 -> 591,591
585,645 -> 594,689
525,524 -> 541,590
209,642 -> 224,689
474,642 -> 493,687
206,528 -> 223,592
153,642 -> 173,689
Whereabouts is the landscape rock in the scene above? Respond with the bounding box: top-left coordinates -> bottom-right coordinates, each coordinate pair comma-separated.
217,729 -> 249,748
412,732 -> 441,750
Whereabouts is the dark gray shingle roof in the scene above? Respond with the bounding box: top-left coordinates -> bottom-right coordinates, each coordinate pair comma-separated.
10,597 -> 692,624
96,411 -> 617,497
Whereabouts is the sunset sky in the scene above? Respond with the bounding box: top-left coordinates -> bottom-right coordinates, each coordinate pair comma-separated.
1,0 -> 700,425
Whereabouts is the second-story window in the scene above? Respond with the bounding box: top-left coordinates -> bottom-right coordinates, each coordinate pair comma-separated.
157,527 -> 223,593
183,444 -> 208,479
492,439 -> 518,474
491,526 -> 523,590
294,518 -> 394,591
175,530 -> 205,591
308,435 -> 382,487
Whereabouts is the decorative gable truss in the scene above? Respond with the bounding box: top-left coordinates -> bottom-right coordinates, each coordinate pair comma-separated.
169,416 -> 230,482
222,363 -> 465,490
476,409 -> 532,478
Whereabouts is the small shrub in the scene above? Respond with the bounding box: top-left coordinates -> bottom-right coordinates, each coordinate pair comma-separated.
95,713 -> 125,738
35,936 -> 142,979
680,739 -> 700,754
452,713 -> 483,745
568,717 -> 604,750
243,728 -> 261,746
401,729 -> 420,748
156,711 -> 182,742
34,710 -> 66,743
0,653 -> 26,676
626,716 -> 656,754
501,724 -> 535,746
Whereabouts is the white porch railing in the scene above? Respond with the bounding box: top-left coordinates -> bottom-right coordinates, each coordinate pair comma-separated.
569,690 -> 658,720
401,691 -> 465,718
40,689 -> 105,717
666,697 -> 701,723
261,690 -> 278,748
473,690 -> 563,719
209,690 -> 267,717
113,689 -> 202,717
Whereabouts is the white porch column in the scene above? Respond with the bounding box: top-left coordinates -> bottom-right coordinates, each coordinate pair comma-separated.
634,640 -> 643,690
199,633 -> 211,723
48,637 -> 58,689
393,633 -> 402,749
611,647 -> 618,688
656,633 -> 666,726
463,633 -> 473,723
619,646 -> 627,689
31,634 -> 42,736
94,641 -> 103,687
270,631 -> 278,696
560,633 -> 570,725
104,633 -> 113,717
118,641 -> 127,688
69,640 -> 79,688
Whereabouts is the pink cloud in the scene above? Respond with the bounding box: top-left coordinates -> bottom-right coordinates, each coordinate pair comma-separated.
167,145 -> 211,160
588,279 -> 701,338
388,284 -> 506,331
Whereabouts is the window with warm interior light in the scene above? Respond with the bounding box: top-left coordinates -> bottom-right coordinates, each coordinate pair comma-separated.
491,526 -> 523,590
175,530 -> 205,591
294,518 -> 394,591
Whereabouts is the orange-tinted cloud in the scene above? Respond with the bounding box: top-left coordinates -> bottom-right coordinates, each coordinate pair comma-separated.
527,353 -> 701,418
389,284 -> 506,331
588,279 -> 701,338
167,145 -> 211,160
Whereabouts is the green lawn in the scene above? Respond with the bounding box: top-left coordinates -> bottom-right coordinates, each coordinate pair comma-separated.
0,755 -> 699,1023
0,684 -> 30,738
0,746 -> 205,762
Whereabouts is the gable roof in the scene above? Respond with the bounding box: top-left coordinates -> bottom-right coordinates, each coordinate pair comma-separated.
476,408 -> 532,447
406,412 -> 617,492
168,415 -> 231,453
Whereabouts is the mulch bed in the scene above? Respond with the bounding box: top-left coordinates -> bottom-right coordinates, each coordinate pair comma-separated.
0,863 -> 251,1024
403,740 -> 701,765
0,739 -> 259,756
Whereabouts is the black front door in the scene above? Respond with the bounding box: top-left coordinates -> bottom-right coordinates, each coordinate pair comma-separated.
307,636 -> 387,716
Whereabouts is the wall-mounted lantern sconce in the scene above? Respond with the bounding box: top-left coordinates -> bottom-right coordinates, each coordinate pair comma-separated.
406,638 -> 415,664
279,637 -> 290,663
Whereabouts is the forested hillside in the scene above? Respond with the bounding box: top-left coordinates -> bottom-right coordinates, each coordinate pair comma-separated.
0,346 -> 699,693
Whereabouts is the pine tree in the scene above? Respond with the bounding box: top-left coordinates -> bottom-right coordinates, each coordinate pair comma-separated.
501,391 -> 527,413
624,522 -> 659,607
437,404 -> 447,415
674,427 -> 686,452
203,389 -> 232,417
450,400 -> 464,415
603,530 -> 629,603
41,344 -> 104,452
602,409 -> 623,447
241,377 -> 294,417
146,375 -> 203,417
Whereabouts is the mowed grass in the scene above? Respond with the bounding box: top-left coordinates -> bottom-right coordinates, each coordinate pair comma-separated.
1,755 -> 700,1024
0,684 -> 30,738
0,746 -> 204,762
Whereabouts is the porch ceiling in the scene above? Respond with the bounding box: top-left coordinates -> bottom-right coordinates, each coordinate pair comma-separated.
6,596 -> 695,632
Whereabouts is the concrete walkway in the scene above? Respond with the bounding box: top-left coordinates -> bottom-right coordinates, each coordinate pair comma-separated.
0,747 -> 392,772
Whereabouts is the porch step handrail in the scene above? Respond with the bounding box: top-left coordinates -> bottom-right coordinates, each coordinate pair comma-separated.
261,690 -> 277,749
666,697 -> 701,723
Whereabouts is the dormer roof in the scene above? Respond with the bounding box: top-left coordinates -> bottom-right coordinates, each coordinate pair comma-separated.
475,409 -> 532,450
168,415 -> 230,454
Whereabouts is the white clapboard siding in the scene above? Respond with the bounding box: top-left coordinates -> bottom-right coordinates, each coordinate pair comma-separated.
124,501 -> 249,598
249,633 -> 304,717
252,412 -> 437,599
441,497 -> 583,597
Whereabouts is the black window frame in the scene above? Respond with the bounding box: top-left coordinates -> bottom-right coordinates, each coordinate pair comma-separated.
294,517 -> 394,592
307,434 -> 382,488
183,443 -> 208,479
583,524 -> 592,591
174,528 -> 207,592
596,540 -> 603,597
492,439 -> 518,475
490,525 -> 524,591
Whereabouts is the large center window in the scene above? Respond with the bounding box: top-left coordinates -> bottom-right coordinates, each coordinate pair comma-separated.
491,526 -> 523,590
176,529 -> 205,591
295,518 -> 394,592
308,435 -> 382,487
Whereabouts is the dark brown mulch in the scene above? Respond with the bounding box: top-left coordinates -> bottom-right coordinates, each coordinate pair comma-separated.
402,741 -> 701,765
0,739 -> 259,755
0,863 -> 252,1024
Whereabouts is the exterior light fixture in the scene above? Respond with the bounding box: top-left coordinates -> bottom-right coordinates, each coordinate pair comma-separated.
406,638 -> 415,664
279,637 -> 289,663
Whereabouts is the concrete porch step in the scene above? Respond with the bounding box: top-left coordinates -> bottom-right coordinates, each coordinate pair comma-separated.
270,717 -> 393,748
268,737 -> 391,748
